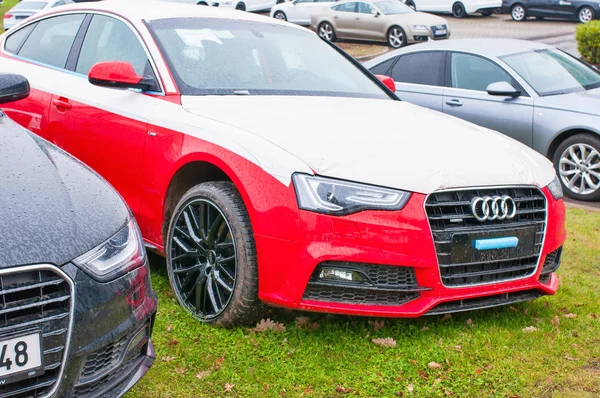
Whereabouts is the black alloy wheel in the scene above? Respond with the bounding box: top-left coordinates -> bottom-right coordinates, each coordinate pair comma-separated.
166,182 -> 263,325
452,2 -> 466,18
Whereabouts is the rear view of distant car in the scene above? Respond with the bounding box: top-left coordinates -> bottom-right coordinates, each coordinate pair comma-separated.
4,0 -> 72,31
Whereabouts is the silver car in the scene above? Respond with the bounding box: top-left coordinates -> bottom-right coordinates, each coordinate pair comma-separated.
364,39 -> 600,200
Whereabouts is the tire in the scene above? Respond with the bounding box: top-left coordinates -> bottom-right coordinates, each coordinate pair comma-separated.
166,181 -> 265,326
235,2 -> 246,10
452,2 -> 466,18
273,10 -> 287,20
197,1 -> 208,4
387,26 -> 407,48
405,0 -> 416,10
578,6 -> 594,23
318,22 -> 336,42
552,134 -> 600,201
481,10 -> 492,16
511,4 -> 526,21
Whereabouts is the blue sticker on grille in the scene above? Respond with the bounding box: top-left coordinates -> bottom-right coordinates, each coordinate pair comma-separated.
473,237 -> 519,251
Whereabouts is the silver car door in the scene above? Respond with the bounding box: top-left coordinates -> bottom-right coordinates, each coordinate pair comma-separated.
355,2 -> 384,40
443,52 -> 534,146
332,2 -> 358,37
388,51 -> 446,111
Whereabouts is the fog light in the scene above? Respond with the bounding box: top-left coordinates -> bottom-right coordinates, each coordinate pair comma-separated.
318,268 -> 367,284
126,326 -> 149,355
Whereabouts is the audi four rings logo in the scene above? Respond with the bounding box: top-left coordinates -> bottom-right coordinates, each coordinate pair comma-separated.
470,196 -> 517,221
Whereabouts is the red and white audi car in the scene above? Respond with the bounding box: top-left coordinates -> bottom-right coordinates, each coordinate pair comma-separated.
0,1 -> 565,326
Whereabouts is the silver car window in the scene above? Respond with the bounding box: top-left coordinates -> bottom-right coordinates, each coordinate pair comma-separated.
357,2 -> 375,13
451,53 -> 512,92
332,2 -> 357,12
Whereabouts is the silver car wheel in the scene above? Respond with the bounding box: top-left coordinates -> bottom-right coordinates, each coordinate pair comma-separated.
388,28 -> 404,48
579,7 -> 593,23
274,11 -> 286,20
559,143 -> 600,195
511,5 -> 525,20
319,23 -> 333,41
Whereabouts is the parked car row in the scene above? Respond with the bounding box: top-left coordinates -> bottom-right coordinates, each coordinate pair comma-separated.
0,0 -> 571,395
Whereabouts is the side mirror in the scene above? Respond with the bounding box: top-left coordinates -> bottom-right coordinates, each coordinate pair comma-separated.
371,9 -> 379,16
376,74 -> 395,92
486,81 -> 520,97
88,61 -> 151,90
0,74 -> 29,104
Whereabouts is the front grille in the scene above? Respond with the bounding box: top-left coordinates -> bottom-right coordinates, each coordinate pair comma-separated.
426,290 -> 545,315
79,335 -> 128,381
0,266 -> 72,398
539,247 -> 562,283
74,351 -> 145,397
430,24 -> 448,38
426,187 -> 546,286
302,262 -> 422,306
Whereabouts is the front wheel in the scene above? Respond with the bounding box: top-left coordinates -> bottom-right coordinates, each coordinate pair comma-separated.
579,6 -> 594,23
318,22 -> 336,42
553,134 -> 600,201
511,4 -> 526,21
387,26 -> 406,48
274,10 -> 287,20
166,181 -> 264,326
452,2 -> 466,18
235,2 -> 246,10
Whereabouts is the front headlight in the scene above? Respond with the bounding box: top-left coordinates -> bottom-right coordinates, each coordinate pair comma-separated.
410,25 -> 428,30
74,218 -> 146,281
292,174 -> 411,216
547,175 -> 563,201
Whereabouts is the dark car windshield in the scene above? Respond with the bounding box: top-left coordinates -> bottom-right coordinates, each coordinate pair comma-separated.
501,49 -> 600,96
374,1 -> 414,14
147,18 -> 390,99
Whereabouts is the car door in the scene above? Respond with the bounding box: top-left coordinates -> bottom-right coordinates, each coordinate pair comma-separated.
385,51 -> 446,111
355,2 -> 383,40
0,14 -> 86,144
546,0 -> 577,17
288,0 -> 316,24
442,52 -> 534,146
47,13 -> 159,214
526,0 -> 555,16
331,2 -> 358,37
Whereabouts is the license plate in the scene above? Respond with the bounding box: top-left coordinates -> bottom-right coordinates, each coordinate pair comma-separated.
450,227 -> 536,264
434,29 -> 447,35
0,333 -> 42,380
15,16 -> 28,20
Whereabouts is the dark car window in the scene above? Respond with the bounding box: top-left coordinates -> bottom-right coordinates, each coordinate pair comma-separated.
4,23 -> 36,54
17,14 -> 85,69
76,14 -> 150,76
451,53 -> 512,91
391,52 -> 445,86
294,0 -> 311,3
333,2 -> 356,11
357,2 -> 375,13
369,57 -> 394,76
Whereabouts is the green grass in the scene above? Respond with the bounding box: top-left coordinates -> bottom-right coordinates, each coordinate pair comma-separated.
129,208 -> 600,397
0,0 -> 19,31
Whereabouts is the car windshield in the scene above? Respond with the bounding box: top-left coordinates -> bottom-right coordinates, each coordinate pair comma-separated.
12,1 -> 47,10
374,1 -> 414,14
501,49 -> 600,96
147,18 -> 390,98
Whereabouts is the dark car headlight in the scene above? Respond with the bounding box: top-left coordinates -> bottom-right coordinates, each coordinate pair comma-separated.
292,173 -> 411,216
547,175 -> 563,201
74,218 -> 146,282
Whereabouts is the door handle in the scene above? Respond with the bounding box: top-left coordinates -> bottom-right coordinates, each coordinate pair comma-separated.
355,16 -> 360,19
52,97 -> 72,110
333,15 -> 338,18
445,99 -> 463,107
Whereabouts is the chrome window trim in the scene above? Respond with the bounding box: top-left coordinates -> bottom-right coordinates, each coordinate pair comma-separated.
0,264 -> 75,398
423,185 -> 549,289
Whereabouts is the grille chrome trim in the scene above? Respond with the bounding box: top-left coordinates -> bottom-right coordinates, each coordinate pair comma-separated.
424,186 -> 548,288
0,264 -> 75,398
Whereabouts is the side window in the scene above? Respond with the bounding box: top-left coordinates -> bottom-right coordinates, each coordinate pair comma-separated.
451,53 -> 513,91
4,23 -> 36,54
332,2 -> 356,12
391,52 -> 445,86
53,0 -> 66,7
369,57 -> 394,76
17,14 -> 85,69
357,2 -> 375,13
75,15 -> 151,77
294,0 -> 311,3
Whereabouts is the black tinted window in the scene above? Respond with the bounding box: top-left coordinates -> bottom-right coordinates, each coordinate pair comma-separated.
17,14 -> 84,69
369,57 -> 394,76
76,15 -> 150,76
4,24 -> 36,54
451,53 -> 513,91
391,52 -> 445,86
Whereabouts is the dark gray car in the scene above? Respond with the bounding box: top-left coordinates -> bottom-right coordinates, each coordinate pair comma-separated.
364,39 -> 600,201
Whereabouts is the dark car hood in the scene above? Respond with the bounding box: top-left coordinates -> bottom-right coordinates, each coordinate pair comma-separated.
537,87 -> 600,116
0,113 -> 129,268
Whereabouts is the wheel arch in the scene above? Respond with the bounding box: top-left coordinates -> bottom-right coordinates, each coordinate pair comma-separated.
546,128 -> 600,159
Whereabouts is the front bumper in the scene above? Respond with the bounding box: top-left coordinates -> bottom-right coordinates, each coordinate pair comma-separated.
464,0 -> 502,14
255,188 -> 565,317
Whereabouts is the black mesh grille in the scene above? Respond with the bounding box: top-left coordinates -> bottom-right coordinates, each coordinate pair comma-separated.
302,262 -> 421,306
426,290 -> 544,315
425,187 -> 546,286
0,267 -> 71,398
539,247 -> 562,283
80,335 -> 128,381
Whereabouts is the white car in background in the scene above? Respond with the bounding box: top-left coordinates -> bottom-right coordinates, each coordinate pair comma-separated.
402,0 -> 500,17
4,0 -> 73,30
271,0 -> 336,25
167,0 -> 282,10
